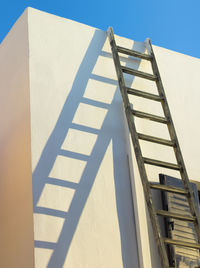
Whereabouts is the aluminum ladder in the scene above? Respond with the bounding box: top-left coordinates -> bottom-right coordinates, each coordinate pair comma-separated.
107,27 -> 200,268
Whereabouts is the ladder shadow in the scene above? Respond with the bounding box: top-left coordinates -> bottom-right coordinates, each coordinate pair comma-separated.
32,29 -> 142,268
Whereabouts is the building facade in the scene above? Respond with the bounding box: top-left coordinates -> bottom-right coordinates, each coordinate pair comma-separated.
0,7 -> 200,268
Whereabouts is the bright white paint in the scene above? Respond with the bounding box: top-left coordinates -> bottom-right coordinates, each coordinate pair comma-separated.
127,41 -> 200,267
1,7 -> 200,268
28,8 -> 139,268
0,9 -> 34,268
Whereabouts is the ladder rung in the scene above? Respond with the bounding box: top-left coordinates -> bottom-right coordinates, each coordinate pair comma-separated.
143,157 -> 181,170
131,110 -> 168,124
108,28 -> 200,266
138,133 -> 174,146
156,210 -> 195,222
121,66 -> 157,81
150,183 -> 187,195
127,87 -> 162,102
164,238 -> 200,249
117,46 -> 152,61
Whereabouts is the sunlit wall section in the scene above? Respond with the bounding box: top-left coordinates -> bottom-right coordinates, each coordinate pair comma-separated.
1,6 -> 200,268
28,8 -> 140,268
125,33 -> 200,268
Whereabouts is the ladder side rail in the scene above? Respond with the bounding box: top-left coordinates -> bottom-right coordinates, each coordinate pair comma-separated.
107,27 -> 170,268
145,39 -> 200,243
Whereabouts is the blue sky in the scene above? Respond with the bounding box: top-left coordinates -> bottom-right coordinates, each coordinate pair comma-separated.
0,0 -> 199,58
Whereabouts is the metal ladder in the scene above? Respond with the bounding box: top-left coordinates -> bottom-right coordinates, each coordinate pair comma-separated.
107,27 -> 200,268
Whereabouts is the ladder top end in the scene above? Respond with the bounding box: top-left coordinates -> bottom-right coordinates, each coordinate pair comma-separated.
107,27 -> 114,37
145,38 -> 151,43
107,26 -> 113,32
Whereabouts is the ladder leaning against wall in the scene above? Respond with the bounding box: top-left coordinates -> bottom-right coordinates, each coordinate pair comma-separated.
107,27 -> 200,268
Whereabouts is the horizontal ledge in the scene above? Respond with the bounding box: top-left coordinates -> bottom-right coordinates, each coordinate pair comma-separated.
131,110 -> 168,124
150,183 -> 187,195
138,133 -> 174,146
121,66 -> 157,81
127,87 -> 162,101
117,46 -> 152,60
143,157 -> 181,170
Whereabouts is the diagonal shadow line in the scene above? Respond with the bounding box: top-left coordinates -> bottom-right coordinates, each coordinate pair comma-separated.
33,29 -> 110,266
32,29 -> 106,208
33,29 -> 144,268
47,42 -> 144,268
47,102 -> 116,268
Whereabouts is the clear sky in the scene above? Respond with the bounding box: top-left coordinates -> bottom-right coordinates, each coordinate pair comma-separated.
0,0 -> 199,58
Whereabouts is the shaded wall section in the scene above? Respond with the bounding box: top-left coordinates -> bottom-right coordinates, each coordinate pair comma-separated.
28,8 -> 141,268
0,9 -> 34,268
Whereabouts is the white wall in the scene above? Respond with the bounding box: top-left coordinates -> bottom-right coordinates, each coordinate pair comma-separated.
0,9 -> 35,268
28,8 -> 140,268
127,41 -> 200,267
1,7 -> 200,268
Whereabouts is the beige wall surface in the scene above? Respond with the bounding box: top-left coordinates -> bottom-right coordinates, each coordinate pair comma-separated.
0,9 -> 34,268
28,8 -> 140,268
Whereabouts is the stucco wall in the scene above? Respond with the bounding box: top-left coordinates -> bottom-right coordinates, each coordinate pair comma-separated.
127,37 -> 200,268
1,7 -> 200,268
28,8 -> 140,268
0,9 -> 34,268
